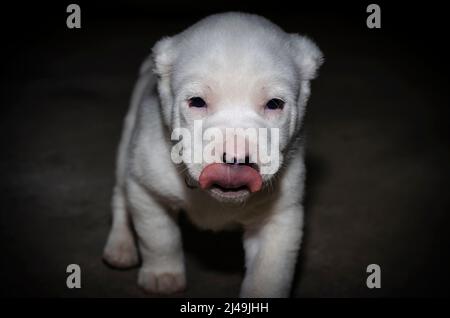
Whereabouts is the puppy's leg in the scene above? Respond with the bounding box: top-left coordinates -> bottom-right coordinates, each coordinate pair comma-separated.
127,179 -> 186,295
240,206 -> 303,297
103,185 -> 139,268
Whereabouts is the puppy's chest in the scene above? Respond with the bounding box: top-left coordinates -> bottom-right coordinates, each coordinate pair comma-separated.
182,192 -> 268,231
183,199 -> 239,231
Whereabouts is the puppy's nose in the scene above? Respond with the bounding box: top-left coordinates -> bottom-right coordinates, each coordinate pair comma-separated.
222,152 -> 251,165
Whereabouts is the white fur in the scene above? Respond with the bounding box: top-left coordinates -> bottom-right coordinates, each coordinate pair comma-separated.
103,12 -> 323,297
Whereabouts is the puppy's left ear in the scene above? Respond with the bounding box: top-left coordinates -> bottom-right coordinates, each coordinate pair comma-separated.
288,35 -> 324,80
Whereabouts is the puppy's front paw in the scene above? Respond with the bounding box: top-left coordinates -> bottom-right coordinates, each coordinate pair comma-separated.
103,229 -> 139,269
138,268 -> 186,295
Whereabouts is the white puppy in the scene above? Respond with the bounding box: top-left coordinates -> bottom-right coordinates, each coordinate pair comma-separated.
103,12 -> 323,297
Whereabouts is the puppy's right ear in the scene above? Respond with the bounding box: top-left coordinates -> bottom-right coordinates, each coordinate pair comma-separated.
148,36 -> 177,77
142,37 -> 178,127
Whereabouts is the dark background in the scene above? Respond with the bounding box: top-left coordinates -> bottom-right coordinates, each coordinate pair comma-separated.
1,0 -> 450,297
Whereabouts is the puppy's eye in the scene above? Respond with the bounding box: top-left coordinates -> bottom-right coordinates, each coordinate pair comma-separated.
188,97 -> 207,108
266,98 -> 285,110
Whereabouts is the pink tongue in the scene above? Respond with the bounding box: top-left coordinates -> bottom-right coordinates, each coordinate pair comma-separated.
199,163 -> 262,193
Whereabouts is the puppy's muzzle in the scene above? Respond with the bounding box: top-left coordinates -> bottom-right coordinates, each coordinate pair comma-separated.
199,152 -> 262,193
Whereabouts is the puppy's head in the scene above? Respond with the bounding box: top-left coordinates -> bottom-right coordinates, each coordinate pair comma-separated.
151,12 -> 323,203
